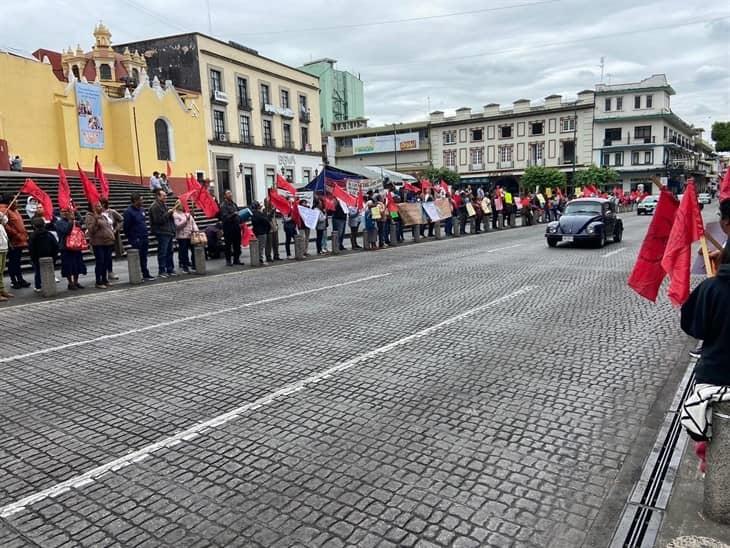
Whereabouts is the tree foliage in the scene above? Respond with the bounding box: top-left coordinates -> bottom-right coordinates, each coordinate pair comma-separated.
711,121 -> 730,152
574,164 -> 619,188
423,166 -> 460,187
519,166 -> 566,193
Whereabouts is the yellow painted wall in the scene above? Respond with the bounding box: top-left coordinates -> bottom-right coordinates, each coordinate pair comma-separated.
0,52 -> 207,182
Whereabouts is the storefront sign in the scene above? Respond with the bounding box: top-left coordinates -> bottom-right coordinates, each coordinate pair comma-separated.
352,132 -> 419,155
76,82 -> 104,149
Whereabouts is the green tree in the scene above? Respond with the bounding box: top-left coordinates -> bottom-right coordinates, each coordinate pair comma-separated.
574,164 -> 619,189
423,166 -> 460,188
519,166 -> 566,193
711,121 -> 730,152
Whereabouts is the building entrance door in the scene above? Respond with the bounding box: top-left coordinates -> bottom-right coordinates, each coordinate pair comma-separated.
244,167 -> 255,205
216,157 -> 231,197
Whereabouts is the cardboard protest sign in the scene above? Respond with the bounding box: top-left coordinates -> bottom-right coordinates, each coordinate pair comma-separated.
397,202 -> 424,226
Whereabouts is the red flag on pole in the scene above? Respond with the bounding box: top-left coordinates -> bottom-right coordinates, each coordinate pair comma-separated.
77,163 -> 100,207
385,191 -> 398,213
627,189 -> 680,302
94,156 -> 110,199
186,173 -> 201,192
291,198 -> 303,227
420,179 -> 432,191
720,168 -> 730,202
276,173 -> 298,196
403,182 -> 420,193
241,223 -> 254,247
20,179 -> 53,220
331,184 -> 357,208
177,190 -> 197,213
268,188 -> 292,216
661,180 -> 704,306
57,164 -> 72,211
323,195 -> 336,212
439,180 -> 449,194
166,161 -> 172,178
356,185 -> 364,210
194,186 -> 219,218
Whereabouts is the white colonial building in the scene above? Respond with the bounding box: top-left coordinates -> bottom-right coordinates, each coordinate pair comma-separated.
429,91 -> 595,193
592,74 -> 704,192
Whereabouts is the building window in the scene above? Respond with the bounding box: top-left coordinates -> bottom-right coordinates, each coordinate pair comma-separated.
443,130 -> 457,145
131,68 -> 139,82
154,118 -> 171,161
470,148 -> 483,166
614,152 -> 623,166
283,123 -> 292,148
561,117 -> 575,132
646,95 -> 653,108
604,98 -> 611,111
213,110 -> 226,140
301,126 -> 309,150
645,150 -> 653,164
499,145 -> 513,162
444,150 -> 456,168
664,126 -> 668,140
529,121 -> 544,136
265,167 -> 276,187
530,142 -> 544,162
634,96 -> 641,109
284,168 -> 294,181
499,125 -> 512,139
237,77 -> 249,105
470,128 -> 483,142
298,94 -> 307,112
71,65 -> 80,79
99,63 -> 112,80
239,114 -> 251,144
263,119 -> 273,146
280,89 -> 290,109
210,69 -> 222,92
616,96 -> 623,111
602,152 -> 610,166
604,128 -> 622,145
634,125 -> 652,142
261,83 -> 270,106
302,168 -> 311,184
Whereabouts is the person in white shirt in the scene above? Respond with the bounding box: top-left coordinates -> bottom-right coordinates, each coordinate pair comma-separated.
149,171 -> 162,192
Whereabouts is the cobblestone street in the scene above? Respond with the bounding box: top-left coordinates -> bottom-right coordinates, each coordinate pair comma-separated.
0,216 -> 692,547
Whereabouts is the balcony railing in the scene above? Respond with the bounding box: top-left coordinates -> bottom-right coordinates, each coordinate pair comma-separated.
301,143 -> 311,152
469,163 -> 484,171
299,110 -> 311,123
603,135 -> 655,146
263,138 -> 276,148
240,135 -> 253,145
238,97 -> 252,111
282,139 -> 295,150
527,158 -> 545,167
559,156 -> 575,165
498,160 -> 514,169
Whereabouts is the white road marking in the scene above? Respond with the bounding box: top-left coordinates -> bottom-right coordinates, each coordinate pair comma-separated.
602,248 -> 626,258
486,244 -> 524,253
0,285 -> 536,518
0,273 -> 391,364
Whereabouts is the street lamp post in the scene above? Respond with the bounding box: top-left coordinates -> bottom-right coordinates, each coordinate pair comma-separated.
572,107 -> 577,188
393,124 -> 398,172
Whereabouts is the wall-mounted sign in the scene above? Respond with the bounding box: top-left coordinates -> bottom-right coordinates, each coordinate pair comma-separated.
76,82 -> 104,149
352,132 -> 419,155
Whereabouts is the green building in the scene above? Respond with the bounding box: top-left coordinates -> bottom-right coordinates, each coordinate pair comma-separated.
299,58 -> 364,132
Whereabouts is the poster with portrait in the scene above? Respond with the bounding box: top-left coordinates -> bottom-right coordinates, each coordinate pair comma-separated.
76,82 -> 105,149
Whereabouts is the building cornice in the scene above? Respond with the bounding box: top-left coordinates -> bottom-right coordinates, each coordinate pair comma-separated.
208,139 -> 322,156
595,85 -> 675,96
330,121 -> 429,137
594,111 -> 694,133
430,103 -> 593,128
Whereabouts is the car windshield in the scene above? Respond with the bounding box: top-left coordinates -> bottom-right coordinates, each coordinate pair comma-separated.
642,196 -> 658,203
564,202 -> 602,216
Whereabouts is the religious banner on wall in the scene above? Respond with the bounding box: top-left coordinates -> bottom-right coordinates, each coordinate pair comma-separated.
434,198 -> 452,219
397,202 -> 424,226
76,82 -> 104,149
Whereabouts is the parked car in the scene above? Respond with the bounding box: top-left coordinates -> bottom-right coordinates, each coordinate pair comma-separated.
546,198 -> 623,248
637,195 -> 659,215
698,193 -> 712,205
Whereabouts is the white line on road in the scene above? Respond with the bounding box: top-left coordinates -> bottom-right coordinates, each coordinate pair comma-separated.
602,248 -> 626,258
0,285 -> 536,518
0,273 -> 391,365
486,244 -> 524,253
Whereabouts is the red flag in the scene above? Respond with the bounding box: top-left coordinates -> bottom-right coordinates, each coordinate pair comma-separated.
177,190 -> 197,213
194,186 -> 219,218
356,186 -> 364,210
332,184 -> 357,208
403,182 -> 420,193
20,179 -> 53,220
292,198 -> 303,227
276,173 -> 298,196
582,184 -> 598,197
720,169 -> 730,202
94,156 -> 110,199
439,180 -> 449,194
241,223 -> 254,247
628,189 -> 680,302
420,179 -> 432,191
556,187 -> 564,199
166,161 -> 172,177
268,188 -> 292,216
385,191 -> 398,213
57,164 -> 72,211
661,180 -> 704,306
77,163 -> 100,207
186,173 -> 201,193
323,195 -> 336,212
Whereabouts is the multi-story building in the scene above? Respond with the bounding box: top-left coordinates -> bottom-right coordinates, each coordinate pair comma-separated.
429,91 -> 595,193
593,74 -> 699,192
299,58 -> 364,132
330,119 -> 431,175
115,33 -> 323,205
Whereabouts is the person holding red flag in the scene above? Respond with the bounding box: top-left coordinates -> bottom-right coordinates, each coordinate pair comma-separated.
0,193 -> 31,289
94,156 -> 110,199
20,179 -> 53,221
219,190 -> 242,266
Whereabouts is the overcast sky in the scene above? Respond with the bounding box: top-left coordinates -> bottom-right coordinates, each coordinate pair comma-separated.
4,0 -> 729,136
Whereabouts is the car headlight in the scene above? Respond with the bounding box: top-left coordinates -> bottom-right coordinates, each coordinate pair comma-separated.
587,224 -> 596,234
547,222 -> 559,233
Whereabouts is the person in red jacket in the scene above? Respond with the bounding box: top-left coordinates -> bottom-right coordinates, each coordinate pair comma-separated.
0,194 -> 31,288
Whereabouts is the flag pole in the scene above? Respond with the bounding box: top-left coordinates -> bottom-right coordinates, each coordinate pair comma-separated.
700,236 -> 715,278
7,191 -> 21,209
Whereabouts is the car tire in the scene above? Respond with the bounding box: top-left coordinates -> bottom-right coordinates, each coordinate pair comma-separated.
613,227 -> 623,243
597,231 -> 607,248
547,238 -> 558,248
637,211 -> 642,216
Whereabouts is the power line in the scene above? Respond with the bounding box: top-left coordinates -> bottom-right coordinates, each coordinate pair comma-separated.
114,0 -> 189,32
360,14 -> 730,69
237,0 -> 560,36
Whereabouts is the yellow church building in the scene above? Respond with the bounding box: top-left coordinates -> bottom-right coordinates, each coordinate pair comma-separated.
0,24 -> 208,192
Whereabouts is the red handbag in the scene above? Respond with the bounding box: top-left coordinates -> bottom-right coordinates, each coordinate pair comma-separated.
65,222 -> 88,251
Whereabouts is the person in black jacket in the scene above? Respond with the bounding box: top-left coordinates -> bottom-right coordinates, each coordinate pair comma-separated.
250,201 -> 270,264
148,189 -> 176,278
681,199 -> 730,386
28,217 -> 58,292
219,190 -> 241,266
123,193 -> 153,280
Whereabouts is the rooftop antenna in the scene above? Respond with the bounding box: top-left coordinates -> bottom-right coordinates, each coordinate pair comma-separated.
206,0 -> 213,34
606,73 -> 613,84
599,56 -> 605,83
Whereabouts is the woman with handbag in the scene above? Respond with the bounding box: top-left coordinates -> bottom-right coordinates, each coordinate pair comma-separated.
85,202 -> 115,289
55,208 -> 88,290
173,202 -> 199,274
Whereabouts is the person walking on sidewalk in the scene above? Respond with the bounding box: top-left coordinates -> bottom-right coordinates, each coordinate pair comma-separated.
54,208 -> 87,290
86,201 -> 115,289
123,193 -> 154,280
148,189 -> 176,278
0,209 -> 12,302
173,203 -> 198,274
0,194 -> 31,289
219,190 -> 241,266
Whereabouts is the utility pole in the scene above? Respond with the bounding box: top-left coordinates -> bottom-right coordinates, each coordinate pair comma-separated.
572,106 -> 577,186
206,0 -> 213,34
393,124 -> 398,171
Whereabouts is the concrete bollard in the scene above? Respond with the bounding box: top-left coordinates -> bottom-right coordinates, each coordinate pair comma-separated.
390,223 -> 398,246
509,213 -> 516,228
126,248 -> 143,285
39,257 -> 56,297
294,233 -> 306,260
454,220 -> 461,237
435,221 -> 443,240
497,216 -> 504,230
331,232 -> 340,255
249,238 -> 261,267
469,218 -> 476,234
193,245 -> 206,275
362,229 -> 370,249
704,401 -> 730,524
412,225 -> 421,243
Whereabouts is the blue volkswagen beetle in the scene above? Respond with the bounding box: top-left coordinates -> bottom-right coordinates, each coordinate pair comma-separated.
546,198 -> 623,248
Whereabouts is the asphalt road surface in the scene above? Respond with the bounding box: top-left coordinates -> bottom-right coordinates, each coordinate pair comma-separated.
0,212 -> 693,547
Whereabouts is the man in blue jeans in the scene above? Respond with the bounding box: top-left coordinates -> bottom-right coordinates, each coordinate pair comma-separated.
332,200 -> 347,251
148,189 -> 176,278
123,193 -> 154,280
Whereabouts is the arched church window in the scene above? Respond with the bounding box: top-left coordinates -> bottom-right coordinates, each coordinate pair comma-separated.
155,118 -> 171,161
99,63 -> 112,80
